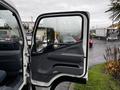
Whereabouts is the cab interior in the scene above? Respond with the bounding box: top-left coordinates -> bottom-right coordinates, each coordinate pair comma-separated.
0,4 -> 23,89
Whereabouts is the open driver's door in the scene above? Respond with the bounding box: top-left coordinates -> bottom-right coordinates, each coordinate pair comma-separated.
30,11 -> 89,87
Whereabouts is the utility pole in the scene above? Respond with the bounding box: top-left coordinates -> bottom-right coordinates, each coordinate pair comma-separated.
31,16 -> 33,22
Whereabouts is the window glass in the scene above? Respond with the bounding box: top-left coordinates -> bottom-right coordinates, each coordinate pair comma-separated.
36,16 -> 82,52
0,10 -> 22,50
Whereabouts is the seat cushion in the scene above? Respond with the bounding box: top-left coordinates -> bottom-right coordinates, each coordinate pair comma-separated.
0,86 -> 13,90
0,70 -> 6,83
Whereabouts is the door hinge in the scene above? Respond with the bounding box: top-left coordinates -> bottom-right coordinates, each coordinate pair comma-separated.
25,53 -> 30,57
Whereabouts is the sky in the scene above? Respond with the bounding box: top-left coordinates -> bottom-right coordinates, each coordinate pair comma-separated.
40,16 -> 82,34
10,0 -> 112,28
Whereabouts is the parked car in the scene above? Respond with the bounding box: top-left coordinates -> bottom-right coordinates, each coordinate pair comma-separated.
89,35 -> 93,48
0,27 -> 11,42
106,29 -> 119,41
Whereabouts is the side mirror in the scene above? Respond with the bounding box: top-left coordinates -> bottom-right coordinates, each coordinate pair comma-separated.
35,27 -> 55,52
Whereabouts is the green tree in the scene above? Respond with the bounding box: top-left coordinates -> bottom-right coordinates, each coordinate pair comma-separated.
106,0 -> 120,22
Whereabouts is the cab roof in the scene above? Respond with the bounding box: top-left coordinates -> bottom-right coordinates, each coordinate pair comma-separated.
0,0 -> 17,10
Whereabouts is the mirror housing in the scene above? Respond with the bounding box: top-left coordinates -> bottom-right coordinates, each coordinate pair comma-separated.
36,27 -> 55,52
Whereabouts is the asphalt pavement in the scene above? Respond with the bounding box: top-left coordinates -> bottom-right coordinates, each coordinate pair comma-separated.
36,39 -> 120,90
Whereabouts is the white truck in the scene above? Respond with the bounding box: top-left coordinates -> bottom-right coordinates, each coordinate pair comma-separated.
0,19 -> 5,27
93,28 -> 107,39
91,28 -> 119,40
0,0 -> 89,90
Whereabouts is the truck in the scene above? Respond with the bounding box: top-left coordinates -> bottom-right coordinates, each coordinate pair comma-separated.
0,0 -> 89,90
90,28 -> 107,39
90,28 -> 119,40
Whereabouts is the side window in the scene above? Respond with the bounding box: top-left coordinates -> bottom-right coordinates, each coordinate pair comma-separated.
36,16 -> 82,52
0,10 -> 22,50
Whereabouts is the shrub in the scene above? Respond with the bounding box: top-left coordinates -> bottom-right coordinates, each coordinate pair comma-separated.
104,45 -> 120,80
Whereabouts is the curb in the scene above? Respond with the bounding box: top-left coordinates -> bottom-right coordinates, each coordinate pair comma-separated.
68,83 -> 74,90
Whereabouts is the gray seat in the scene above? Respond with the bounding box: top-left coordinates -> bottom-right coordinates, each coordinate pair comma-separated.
0,50 -> 22,76
0,70 -> 6,83
0,86 -> 13,90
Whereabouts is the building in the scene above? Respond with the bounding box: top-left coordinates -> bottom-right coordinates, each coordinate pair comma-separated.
22,21 -> 35,33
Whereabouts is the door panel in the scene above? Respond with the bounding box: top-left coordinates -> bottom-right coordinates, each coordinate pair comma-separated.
31,43 -> 84,82
47,44 -> 84,63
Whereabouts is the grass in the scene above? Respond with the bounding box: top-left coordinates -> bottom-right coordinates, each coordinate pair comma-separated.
74,64 -> 120,90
